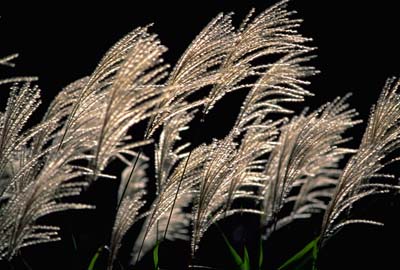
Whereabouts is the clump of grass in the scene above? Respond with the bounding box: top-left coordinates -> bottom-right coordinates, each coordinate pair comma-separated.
0,1 -> 399,269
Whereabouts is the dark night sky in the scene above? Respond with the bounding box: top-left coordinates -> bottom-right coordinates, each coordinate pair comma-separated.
1,1 -> 400,270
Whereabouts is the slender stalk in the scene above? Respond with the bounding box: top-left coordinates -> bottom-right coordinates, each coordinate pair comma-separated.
162,115 -> 206,241
115,150 -> 143,210
162,149 -> 193,240
135,192 -> 162,263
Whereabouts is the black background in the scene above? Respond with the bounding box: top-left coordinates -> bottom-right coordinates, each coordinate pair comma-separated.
1,1 -> 400,270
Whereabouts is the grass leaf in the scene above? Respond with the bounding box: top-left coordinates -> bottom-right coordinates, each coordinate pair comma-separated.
153,241 -> 160,270
88,246 -> 103,270
220,230 -> 244,268
258,238 -> 263,270
278,237 -> 319,270
243,246 -> 250,270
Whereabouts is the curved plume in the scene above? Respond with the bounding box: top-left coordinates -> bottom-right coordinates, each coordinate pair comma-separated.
262,96 -> 359,238
107,159 -> 148,270
92,29 -> 168,175
320,78 -> 400,247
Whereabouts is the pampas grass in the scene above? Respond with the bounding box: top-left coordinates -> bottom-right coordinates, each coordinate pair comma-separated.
1,1 -> 399,269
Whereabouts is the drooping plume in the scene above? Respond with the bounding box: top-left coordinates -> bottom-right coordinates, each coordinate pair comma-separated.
320,78 -> 400,247
262,96 -> 359,238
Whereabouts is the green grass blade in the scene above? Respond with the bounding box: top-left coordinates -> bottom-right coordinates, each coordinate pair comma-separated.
258,238 -> 263,270
312,241 -> 319,270
153,241 -> 160,270
243,246 -> 250,270
220,231 -> 244,268
88,246 -> 103,270
293,254 -> 312,270
278,238 -> 319,270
